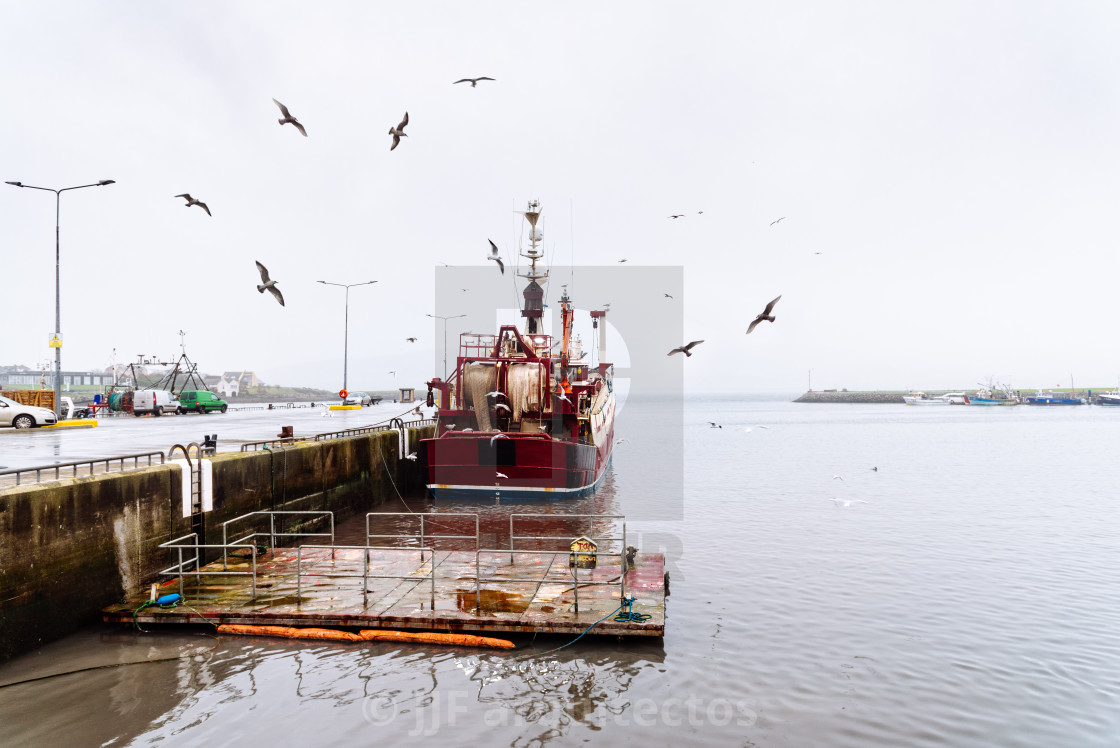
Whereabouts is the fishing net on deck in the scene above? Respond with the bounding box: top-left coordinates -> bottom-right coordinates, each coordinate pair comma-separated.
463,363 -> 497,431
508,363 -> 543,421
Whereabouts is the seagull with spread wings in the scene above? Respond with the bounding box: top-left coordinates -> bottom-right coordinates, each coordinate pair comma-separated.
389,112 -> 409,150
272,99 -> 307,137
487,239 -> 505,274
747,295 -> 782,334
453,77 -> 495,87
255,261 -> 284,306
175,193 -> 211,216
668,340 -> 704,357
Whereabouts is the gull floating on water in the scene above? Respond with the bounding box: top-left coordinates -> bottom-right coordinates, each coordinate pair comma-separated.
272,99 -> 307,136
668,340 -> 704,357
389,112 -> 409,151
487,239 -> 505,274
174,193 -> 211,216
255,261 -> 284,306
453,76 -> 495,87
747,295 -> 781,334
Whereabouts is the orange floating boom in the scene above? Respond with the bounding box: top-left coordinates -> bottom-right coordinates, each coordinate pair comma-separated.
359,629 -> 515,649
217,624 -> 514,649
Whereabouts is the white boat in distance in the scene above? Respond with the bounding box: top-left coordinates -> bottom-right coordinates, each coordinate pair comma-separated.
903,391 -> 967,405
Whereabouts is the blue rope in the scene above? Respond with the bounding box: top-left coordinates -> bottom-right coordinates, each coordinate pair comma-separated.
614,596 -> 651,623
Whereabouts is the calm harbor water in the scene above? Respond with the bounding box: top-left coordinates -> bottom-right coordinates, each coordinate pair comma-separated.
2,395 -> 1119,746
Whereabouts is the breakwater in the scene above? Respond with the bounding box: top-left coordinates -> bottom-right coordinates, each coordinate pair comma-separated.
795,389 -> 1106,403
795,391 -> 909,403
0,426 -> 433,662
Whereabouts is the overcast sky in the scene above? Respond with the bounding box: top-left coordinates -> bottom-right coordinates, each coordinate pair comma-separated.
4,2 -> 1120,394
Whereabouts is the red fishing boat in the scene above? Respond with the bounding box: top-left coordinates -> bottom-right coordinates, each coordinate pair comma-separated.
420,201 -> 616,499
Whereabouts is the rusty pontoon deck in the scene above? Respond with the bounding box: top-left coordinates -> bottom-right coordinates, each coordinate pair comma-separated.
104,542 -> 666,638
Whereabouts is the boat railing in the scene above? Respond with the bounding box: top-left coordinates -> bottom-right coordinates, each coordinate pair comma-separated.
509,513 -> 627,556
473,547 -> 626,614
295,545 -> 435,609
365,512 -> 480,560
220,510 -> 335,569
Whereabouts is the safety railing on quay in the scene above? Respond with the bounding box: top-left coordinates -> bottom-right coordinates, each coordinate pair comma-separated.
221,510 -> 335,569
239,437 -> 305,452
474,547 -> 626,614
365,512 -> 480,561
238,418 -> 435,452
295,544 -> 435,608
0,451 -> 166,487
159,532 -> 261,600
313,423 -> 394,441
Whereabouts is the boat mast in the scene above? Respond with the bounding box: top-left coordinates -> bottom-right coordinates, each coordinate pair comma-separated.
517,201 -> 548,334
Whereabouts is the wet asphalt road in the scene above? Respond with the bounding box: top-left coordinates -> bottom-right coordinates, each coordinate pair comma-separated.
0,401 -> 431,471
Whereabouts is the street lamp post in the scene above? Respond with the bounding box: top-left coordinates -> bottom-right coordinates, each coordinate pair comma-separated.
317,280 -> 376,395
427,313 -> 466,379
6,179 -> 115,417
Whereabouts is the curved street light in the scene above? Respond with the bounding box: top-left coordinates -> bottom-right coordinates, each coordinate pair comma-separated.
318,280 -> 376,396
6,180 -> 115,416
427,313 -> 466,379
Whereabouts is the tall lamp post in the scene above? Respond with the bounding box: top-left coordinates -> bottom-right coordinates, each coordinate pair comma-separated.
317,279 -> 376,396
6,179 -> 115,417
427,313 -> 466,379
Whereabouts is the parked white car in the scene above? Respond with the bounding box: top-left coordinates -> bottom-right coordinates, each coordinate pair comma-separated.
132,389 -> 180,417
0,395 -> 58,429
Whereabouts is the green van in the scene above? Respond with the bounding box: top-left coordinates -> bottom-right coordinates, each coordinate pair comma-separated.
177,390 -> 228,414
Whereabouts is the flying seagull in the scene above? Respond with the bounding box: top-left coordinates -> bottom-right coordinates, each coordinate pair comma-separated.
496,472 -> 508,479
831,498 -> 868,508
487,239 -> 505,274
669,214 -> 684,219
668,340 -> 704,357
708,422 -> 723,429
495,403 -> 511,412
406,337 -> 418,342
174,194 -> 211,216
833,474 -> 844,481
272,99 -> 307,137
404,452 -> 418,461
746,295 -> 782,334
389,112 -> 409,151
618,258 -> 628,263
490,433 -> 508,445
664,293 -> 673,299
453,76 -> 495,87
770,217 -> 786,226
486,391 -> 503,399
255,261 -> 284,306
388,370 -> 396,376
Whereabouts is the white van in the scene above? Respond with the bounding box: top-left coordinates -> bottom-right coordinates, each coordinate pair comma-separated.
133,389 -> 180,417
